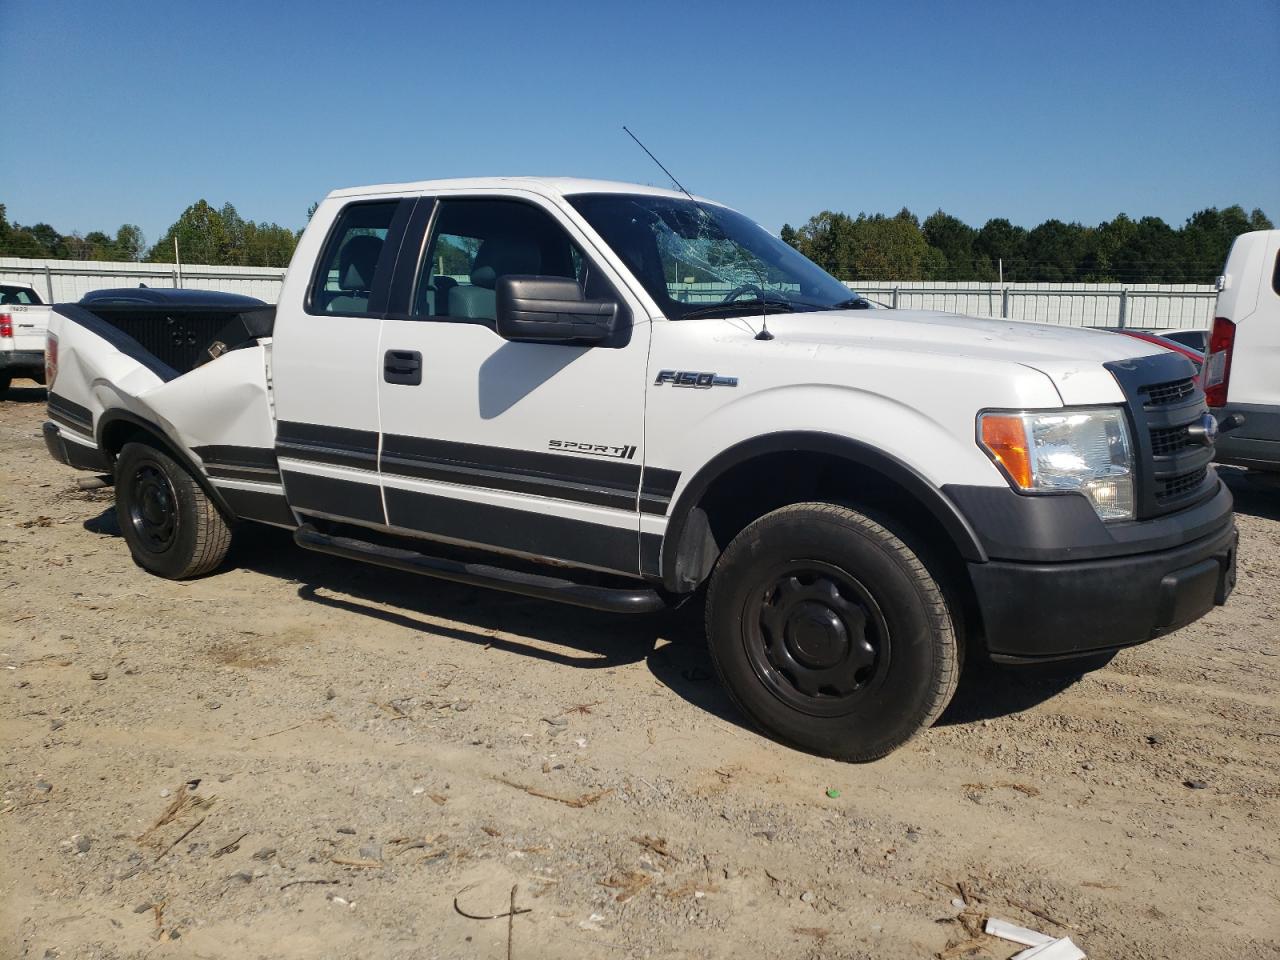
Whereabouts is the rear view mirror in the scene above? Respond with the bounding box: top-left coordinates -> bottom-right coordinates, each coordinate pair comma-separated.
495,276 -> 617,344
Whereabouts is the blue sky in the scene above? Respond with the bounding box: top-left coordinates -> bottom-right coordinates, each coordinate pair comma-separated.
2,0 -> 1277,247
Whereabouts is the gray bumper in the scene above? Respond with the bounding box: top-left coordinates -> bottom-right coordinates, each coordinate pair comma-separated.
1214,404 -> 1280,471
1,349 -> 44,372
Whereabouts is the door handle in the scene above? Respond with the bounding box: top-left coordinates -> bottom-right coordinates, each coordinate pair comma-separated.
383,350 -> 422,386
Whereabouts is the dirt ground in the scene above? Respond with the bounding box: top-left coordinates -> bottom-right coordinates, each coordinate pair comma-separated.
1,382 -> 1278,960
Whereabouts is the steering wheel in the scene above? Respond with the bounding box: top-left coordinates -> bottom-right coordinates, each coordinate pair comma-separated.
720,282 -> 766,304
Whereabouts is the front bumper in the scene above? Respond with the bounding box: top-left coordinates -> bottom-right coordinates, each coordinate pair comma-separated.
947,475 -> 1238,662
967,512 -> 1237,662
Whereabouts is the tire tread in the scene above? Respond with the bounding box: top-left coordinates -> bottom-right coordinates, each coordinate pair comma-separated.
705,501 -> 959,762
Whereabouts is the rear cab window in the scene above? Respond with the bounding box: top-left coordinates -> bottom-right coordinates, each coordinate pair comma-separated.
0,285 -> 42,305
308,201 -> 403,317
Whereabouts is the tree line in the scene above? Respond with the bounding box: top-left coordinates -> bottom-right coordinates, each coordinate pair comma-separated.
2,197 -> 1272,282
0,200 -> 300,268
780,205 -> 1271,284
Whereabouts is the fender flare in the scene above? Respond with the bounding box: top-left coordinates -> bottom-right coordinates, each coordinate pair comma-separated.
95,409 -> 236,521
660,431 -> 988,591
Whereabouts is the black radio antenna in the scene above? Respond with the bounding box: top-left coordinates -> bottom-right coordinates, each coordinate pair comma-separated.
623,126 -> 698,204
622,126 -> 775,342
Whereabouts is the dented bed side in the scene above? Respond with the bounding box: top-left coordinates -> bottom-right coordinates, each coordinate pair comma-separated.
43,300 -> 296,528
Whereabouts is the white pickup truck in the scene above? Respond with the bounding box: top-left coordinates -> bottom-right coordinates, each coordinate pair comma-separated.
1,281 -> 52,394
41,177 -> 1238,761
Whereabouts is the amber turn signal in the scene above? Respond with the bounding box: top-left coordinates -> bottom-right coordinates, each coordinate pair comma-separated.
979,414 -> 1033,488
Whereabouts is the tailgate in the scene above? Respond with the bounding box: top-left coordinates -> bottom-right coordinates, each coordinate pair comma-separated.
6,303 -> 49,353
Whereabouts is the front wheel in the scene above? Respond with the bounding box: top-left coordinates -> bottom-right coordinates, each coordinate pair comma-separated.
705,502 -> 959,761
115,441 -> 232,579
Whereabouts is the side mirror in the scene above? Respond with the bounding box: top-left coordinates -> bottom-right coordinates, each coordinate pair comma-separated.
495,275 -> 618,344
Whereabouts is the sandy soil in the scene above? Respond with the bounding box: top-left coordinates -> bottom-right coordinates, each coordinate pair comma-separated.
2,383 -> 1278,960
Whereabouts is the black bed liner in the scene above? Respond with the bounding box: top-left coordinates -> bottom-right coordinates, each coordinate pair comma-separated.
58,288 -> 276,380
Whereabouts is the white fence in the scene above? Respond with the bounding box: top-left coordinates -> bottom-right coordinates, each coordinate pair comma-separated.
854,281 -> 1214,330
0,257 -> 287,303
0,257 -> 1214,331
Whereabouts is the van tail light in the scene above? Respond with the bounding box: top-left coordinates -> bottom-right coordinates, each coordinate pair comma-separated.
0,313 -> 12,338
45,333 -> 58,388
1204,316 -> 1236,407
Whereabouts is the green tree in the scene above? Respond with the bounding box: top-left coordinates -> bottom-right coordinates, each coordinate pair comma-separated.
923,211 -> 982,280
114,225 -> 145,261
974,218 -> 1028,281
148,200 -> 232,264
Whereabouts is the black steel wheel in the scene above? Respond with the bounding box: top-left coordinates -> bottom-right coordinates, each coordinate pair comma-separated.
115,441 -> 232,579
746,561 -> 889,716
127,462 -> 180,553
706,502 -> 959,761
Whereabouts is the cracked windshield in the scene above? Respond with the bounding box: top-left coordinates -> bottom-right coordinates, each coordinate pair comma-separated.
568,194 -> 866,319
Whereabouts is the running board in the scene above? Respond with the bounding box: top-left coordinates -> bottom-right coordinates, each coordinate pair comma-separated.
294,523 -> 667,614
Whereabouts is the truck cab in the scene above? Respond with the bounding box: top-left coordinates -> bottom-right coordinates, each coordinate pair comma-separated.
41,177 -> 1238,761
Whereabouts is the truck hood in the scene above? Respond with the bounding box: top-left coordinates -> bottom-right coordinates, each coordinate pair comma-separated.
747,308 -> 1171,405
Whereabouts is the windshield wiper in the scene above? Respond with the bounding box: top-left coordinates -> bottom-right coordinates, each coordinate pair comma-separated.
819,297 -> 878,311
678,298 -> 797,321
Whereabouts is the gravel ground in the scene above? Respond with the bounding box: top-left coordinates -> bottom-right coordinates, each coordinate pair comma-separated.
2,383 -> 1278,960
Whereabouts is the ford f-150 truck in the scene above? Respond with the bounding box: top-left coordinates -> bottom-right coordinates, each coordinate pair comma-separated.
41,177 -> 1238,761
1,281 -> 52,394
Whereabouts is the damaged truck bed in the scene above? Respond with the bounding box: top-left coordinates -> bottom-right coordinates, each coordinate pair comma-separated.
44,288 -> 288,527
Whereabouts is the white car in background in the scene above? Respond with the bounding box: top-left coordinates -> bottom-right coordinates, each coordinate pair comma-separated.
1,282 -> 52,395
1208,230 -> 1280,470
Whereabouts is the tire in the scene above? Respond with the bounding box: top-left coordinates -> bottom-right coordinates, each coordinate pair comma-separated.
705,502 -> 959,762
0,375 -> 11,396
115,441 -> 232,579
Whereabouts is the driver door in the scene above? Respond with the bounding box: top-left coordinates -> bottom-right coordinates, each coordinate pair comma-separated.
374,192 -> 652,575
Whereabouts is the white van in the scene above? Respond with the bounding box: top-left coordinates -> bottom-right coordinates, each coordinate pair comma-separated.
1208,230 -> 1280,470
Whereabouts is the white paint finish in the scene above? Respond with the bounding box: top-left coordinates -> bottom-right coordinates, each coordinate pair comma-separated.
641,307 -> 1148,497
1215,230 -> 1280,409
142,347 -> 275,453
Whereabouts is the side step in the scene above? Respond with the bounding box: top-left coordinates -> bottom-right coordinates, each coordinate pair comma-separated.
294,523 -> 668,614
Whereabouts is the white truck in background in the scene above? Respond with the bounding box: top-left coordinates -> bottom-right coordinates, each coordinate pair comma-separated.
1,282 -> 52,394
1208,229 -> 1280,471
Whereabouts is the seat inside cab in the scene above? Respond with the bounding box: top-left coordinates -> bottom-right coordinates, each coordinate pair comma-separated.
415,200 -> 580,322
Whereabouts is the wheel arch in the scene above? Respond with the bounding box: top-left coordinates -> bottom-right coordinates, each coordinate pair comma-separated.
97,410 -> 236,521
659,431 -> 988,594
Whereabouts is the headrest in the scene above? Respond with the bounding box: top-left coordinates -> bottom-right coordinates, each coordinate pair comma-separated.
470,237 -> 542,290
338,235 -> 384,291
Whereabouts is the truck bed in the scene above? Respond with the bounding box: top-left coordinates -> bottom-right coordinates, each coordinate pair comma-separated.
64,288 -> 275,378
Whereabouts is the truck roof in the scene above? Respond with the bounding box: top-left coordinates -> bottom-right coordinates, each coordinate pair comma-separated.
326,176 -> 716,204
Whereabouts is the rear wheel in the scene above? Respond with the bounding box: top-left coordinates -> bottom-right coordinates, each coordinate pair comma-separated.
705,502 -> 959,761
0,375 -> 11,396
115,441 -> 232,579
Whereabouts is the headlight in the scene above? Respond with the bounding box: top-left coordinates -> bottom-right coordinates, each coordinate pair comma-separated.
978,407 -> 1134,521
